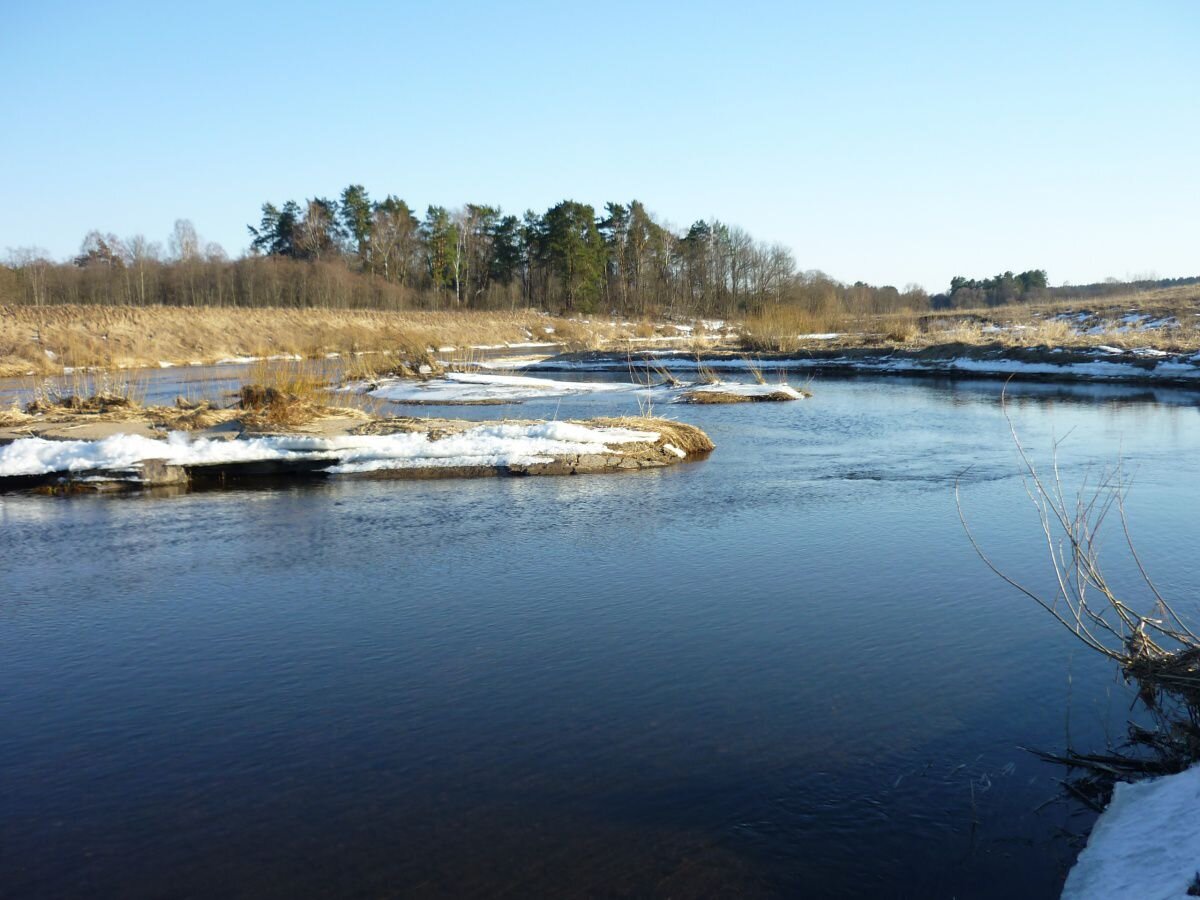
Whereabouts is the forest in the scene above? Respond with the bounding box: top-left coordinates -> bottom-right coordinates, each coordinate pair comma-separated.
2,186 -> 1194,318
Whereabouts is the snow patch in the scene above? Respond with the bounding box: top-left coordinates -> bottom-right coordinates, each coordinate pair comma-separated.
367,372 -> 636,404
685,382 -> 807,399
0,423 -> 661,479
1062,765 -> 1200,900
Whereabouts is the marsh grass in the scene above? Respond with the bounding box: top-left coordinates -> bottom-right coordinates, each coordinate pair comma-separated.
694,354 -> 720,385
741,305 -> 850,352
744,355 -> 766,385
25,367 -> 148,412
735,285 -> 1200,356
238,357 -> 340,427
0,306 -> 650,377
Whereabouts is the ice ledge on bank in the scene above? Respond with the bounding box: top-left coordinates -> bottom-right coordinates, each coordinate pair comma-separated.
529,349 -> 1200,386
0,417 -> 715,490
1061,764 -> 1200,900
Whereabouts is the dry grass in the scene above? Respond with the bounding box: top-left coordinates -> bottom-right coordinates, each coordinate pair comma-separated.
743,356 -> 766,384
0,306 -> 661,378
741,305 -> 851,352
0,406 -> 34,427
23,368 -> 147,413
147,402 -> 239,432
694,354 -> 720,385
587,416 -> 715,455
735,284 -> 1200,355
236,358 -> 341,427
677,389 -> 799,404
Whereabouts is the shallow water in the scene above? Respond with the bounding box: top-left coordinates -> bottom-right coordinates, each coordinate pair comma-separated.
3,371 -> 1200,898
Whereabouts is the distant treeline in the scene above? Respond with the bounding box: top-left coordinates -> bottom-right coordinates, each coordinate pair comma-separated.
1,186 -> 1195,317
930,270 -> 1200,309
0,189 -> 927,318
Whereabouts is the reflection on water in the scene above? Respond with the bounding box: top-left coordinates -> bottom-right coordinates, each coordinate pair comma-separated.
2,373 -> 1199,898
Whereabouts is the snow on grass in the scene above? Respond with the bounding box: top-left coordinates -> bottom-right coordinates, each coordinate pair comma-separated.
1061,764 -> 1200,900
366,371 -> 637,404
0,423 -> 661,478
326,422 -> 658,473
466,341 -> 560,350
682,382 -> 807,399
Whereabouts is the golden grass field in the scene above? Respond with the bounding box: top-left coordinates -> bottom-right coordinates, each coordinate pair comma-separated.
0,306 -> 670,378
3,283 -> 1200,380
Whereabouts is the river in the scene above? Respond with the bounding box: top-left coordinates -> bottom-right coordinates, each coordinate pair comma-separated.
2,371 -> 1198,897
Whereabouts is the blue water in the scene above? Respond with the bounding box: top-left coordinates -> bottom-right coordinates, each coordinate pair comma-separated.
2,372 -> 1199,898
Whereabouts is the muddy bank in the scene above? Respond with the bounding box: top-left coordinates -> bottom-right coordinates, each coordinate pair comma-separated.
0,407 -> 713,495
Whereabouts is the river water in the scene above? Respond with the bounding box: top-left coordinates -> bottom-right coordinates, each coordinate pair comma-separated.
2,370 -> 1199,898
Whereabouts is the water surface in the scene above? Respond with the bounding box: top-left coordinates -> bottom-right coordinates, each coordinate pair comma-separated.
3,373 -> 1199,897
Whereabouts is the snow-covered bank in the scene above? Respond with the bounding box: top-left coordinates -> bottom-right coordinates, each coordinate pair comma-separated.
677,382 -> 809,403
0,422 -> 662,479
1061,764 -> 1200,900
347,370 -> 808,406
530,349 -> 1200,386
359,372 -> 640,404
0,416 -> 714,489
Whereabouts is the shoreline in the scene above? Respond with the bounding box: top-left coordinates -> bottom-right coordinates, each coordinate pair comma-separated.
532,345 -> 1200,389
0,410 -> 714,494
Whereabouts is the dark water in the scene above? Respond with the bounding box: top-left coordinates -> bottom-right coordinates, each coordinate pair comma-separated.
3,372 -> 1200,898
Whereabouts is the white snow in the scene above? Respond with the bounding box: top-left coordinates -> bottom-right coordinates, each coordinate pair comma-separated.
466,341 -> 559,350
366,372 -> 636,404
215,354 -> 303,365
1061,764 -> 1200,900
0,422 -> 662,479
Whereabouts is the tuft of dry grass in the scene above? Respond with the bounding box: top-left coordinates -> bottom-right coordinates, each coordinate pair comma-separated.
587,416 -> 715,455
694,354 -> 720,385
237,358 -> 337,427
23,368 -> 147,413
677,388 -> 803,404
882,311 -> 920,343
741,305 -> 853,352
743,356 -> 766,384
0,406 -> 34,427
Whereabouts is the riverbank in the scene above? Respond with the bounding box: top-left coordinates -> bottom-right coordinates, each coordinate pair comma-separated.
0,305 -> 735,378
533,343 -> 1200,388
0,399 -> 714,492
5,286 -> 1200,386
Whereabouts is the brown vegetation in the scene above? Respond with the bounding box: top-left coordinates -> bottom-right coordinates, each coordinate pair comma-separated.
739,284 -> 1200,355
0,305 -> 655,378
677,389 -> 801,404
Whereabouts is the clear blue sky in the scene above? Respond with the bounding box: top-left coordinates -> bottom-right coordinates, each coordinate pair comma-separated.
3,0 -> 1196,291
